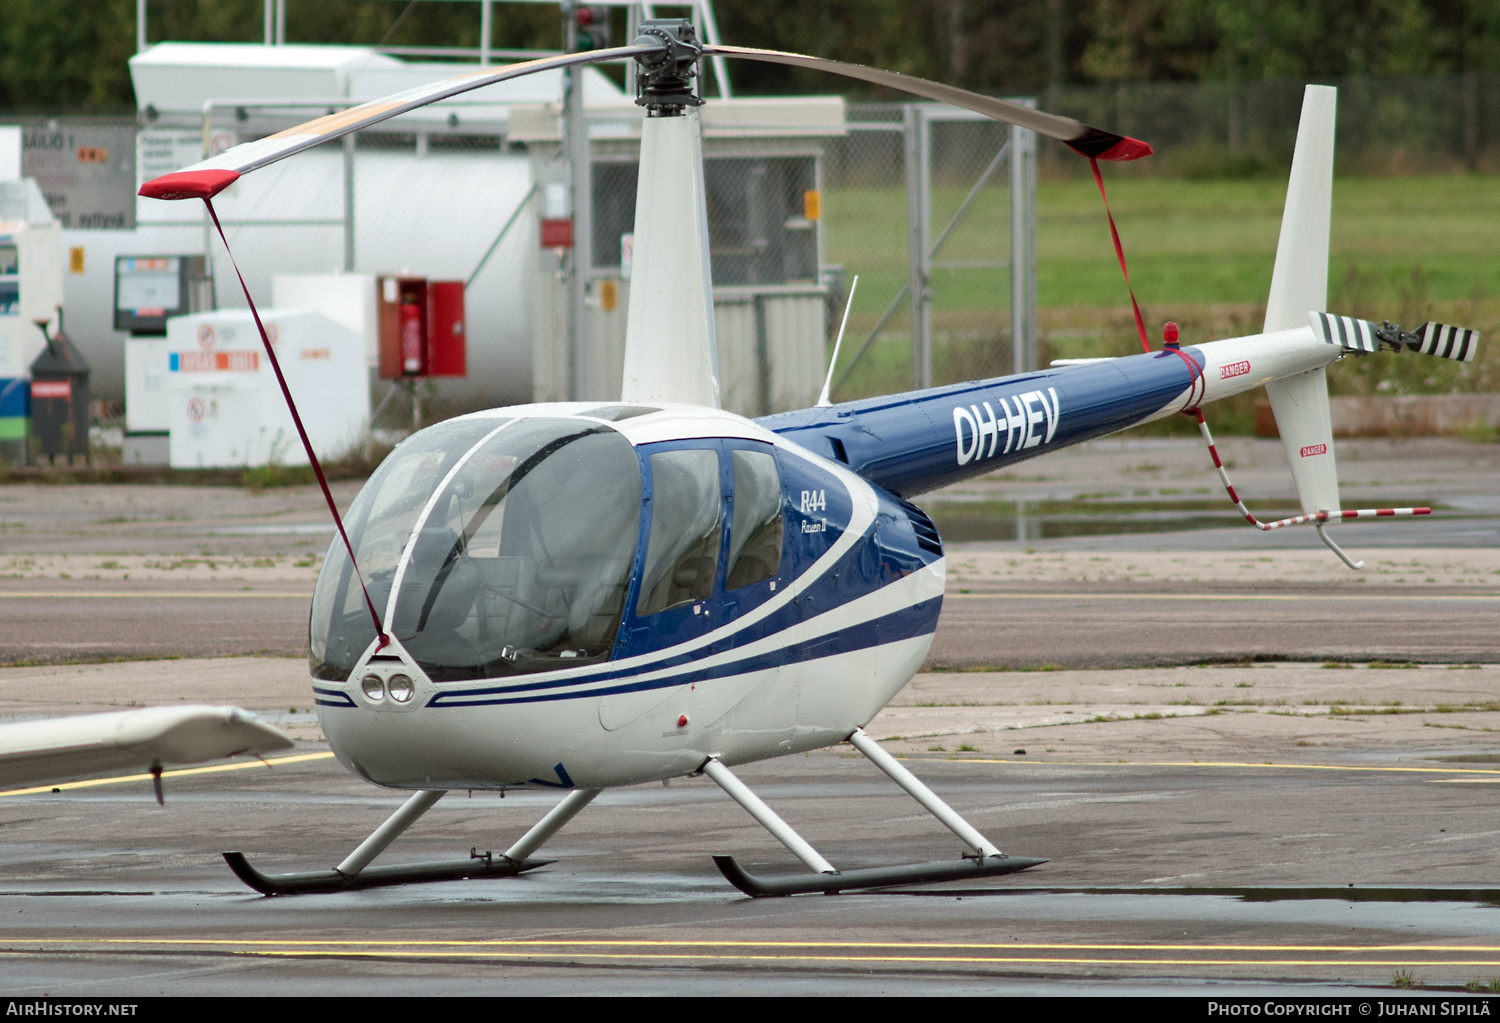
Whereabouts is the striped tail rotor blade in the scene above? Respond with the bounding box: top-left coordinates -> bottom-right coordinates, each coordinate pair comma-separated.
138,42 -> 665,201
1309,311 -> 1379,353
704,44 -> 1152,161
1416,321 -> 1480,363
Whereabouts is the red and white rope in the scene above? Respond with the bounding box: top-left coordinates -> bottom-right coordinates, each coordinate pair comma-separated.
1190,408 -> 1430,531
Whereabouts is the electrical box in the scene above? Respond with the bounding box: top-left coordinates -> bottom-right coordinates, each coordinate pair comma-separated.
114,255 -> 210,336
377,276 -> 466,380
272,273 -> 379,368
0,179 -> 63,381
165,308 -> 368,469
120,255 -> 214,463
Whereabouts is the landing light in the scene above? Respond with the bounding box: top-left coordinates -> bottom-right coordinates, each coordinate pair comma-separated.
388,675 -> 415,703
361,675 -> 385,702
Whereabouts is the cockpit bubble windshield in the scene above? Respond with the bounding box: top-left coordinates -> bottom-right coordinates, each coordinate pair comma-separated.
388,418 -> 642,681
310,416 -> 506,681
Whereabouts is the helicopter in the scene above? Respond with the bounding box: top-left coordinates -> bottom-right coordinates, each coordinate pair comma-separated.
138,20 -> 1478,898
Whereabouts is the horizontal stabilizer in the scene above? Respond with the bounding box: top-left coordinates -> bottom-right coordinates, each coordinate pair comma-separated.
1310,311 -> 1480,363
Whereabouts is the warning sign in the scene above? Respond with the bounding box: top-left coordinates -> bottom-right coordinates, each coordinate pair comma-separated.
172,351 -> 258,373
22,121 -> 137,229
30,379 -> 70,400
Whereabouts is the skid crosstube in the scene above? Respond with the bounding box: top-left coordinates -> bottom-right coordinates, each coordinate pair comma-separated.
223,851 -> 553,896
712,853 -> 1047,898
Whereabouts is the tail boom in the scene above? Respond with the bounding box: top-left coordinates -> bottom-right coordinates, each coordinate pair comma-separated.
762,325 -> 1339,500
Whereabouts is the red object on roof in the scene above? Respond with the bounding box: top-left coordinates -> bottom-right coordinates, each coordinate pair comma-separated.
138,169 -> 242,201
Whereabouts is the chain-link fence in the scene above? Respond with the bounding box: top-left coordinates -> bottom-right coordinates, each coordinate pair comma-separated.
822,103 -> 1035,402
26,70 -> 1500,447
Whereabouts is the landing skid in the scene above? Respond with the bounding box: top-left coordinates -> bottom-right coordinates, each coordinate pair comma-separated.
224,786 -> 600,896
223,731 -> 1041,898
700,728 -> 1046,897
223,849 -> 552,895
712,853 -> 1046,898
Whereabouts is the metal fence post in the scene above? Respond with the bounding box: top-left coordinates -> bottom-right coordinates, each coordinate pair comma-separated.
343,133 -> 356,272
1009,120 -> 1037,374
903,104 -> 931,390
563,63 -> 592,402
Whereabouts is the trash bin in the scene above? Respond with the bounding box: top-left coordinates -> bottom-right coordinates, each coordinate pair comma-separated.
29,315 -> 89,465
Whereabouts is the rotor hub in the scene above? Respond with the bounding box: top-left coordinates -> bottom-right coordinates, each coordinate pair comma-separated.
632,19 -> 702,115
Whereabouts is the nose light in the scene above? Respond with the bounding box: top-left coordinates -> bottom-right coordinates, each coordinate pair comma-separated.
361,674 -> 386,702
388,674 -> 415,703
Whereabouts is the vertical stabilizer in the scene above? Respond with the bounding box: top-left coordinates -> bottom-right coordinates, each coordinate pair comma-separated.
1264,86 -> 1341,519
1264,86 -> 1336,334
620,111 -> 721,407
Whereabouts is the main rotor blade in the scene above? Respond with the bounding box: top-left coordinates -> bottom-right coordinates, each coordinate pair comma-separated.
704,44 -> 1151,161
139,42 -> 664,201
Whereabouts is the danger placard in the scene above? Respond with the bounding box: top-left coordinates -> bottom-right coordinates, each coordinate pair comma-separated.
172,350 -> 259,373
30,379 -> 70,399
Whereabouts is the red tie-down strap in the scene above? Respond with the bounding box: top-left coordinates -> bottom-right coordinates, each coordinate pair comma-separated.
1190,408 -> 1430,530
1089,157 -> 1151,356
203,198 -> 390,652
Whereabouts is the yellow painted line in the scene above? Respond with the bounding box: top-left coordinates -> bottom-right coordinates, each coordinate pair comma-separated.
0,591 -> 312,599
946,591 -> 1500,601
1431,778 -> 1500,784
66,952 -> 1500,968
27,937 -> 1500,952
910,756 -> 1500,776
8,938 -> 1500,968
0,751 -> 336,798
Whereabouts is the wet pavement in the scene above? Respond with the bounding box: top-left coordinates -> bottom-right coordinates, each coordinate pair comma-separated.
0,435 -> 1496,993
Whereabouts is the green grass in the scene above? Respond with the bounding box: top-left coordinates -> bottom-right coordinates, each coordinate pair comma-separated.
826,175 -> 1500,312
823,174 -> 1500,415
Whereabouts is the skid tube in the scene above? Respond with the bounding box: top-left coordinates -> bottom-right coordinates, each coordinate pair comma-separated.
224,786 -> 601,896
223,850 -> 552,896
713,853 -> 1046,898
700,729 -> 1047,897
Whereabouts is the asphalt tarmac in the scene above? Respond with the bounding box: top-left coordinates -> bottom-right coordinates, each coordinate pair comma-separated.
7,747 -> 1500,995
1,436 -> 1497,994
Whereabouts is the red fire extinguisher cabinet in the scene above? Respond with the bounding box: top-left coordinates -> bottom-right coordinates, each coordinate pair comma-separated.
377,276 -> 466,380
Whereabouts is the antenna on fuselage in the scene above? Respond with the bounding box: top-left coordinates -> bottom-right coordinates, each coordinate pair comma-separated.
816,275 -> 859,408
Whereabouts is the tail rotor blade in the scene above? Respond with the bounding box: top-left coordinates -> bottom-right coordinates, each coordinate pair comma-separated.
703,44 -> 1152,161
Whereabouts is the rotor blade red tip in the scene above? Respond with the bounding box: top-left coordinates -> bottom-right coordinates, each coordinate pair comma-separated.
1065,130 -> 1154,162
138,169 -> 241,201
1094,136 -> 1154,161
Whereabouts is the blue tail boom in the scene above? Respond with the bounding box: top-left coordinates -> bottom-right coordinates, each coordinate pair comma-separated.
760,347 -> 1204,499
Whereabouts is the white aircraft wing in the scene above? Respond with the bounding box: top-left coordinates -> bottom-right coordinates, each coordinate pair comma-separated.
0,706 -> 293,789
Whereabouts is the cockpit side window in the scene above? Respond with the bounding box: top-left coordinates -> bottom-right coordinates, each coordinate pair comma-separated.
636,448 -> 723,616
726,448 -> 783,590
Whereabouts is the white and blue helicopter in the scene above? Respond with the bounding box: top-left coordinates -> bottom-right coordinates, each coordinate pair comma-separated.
139,20 -> 1478,898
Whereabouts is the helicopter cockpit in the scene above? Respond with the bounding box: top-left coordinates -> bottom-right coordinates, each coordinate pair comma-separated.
310,410 -> 797,685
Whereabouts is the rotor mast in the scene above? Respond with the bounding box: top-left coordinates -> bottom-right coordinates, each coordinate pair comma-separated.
618,19 -> 721,407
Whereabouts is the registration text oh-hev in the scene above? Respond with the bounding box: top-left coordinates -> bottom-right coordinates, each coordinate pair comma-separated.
953,387 -> 1060,466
